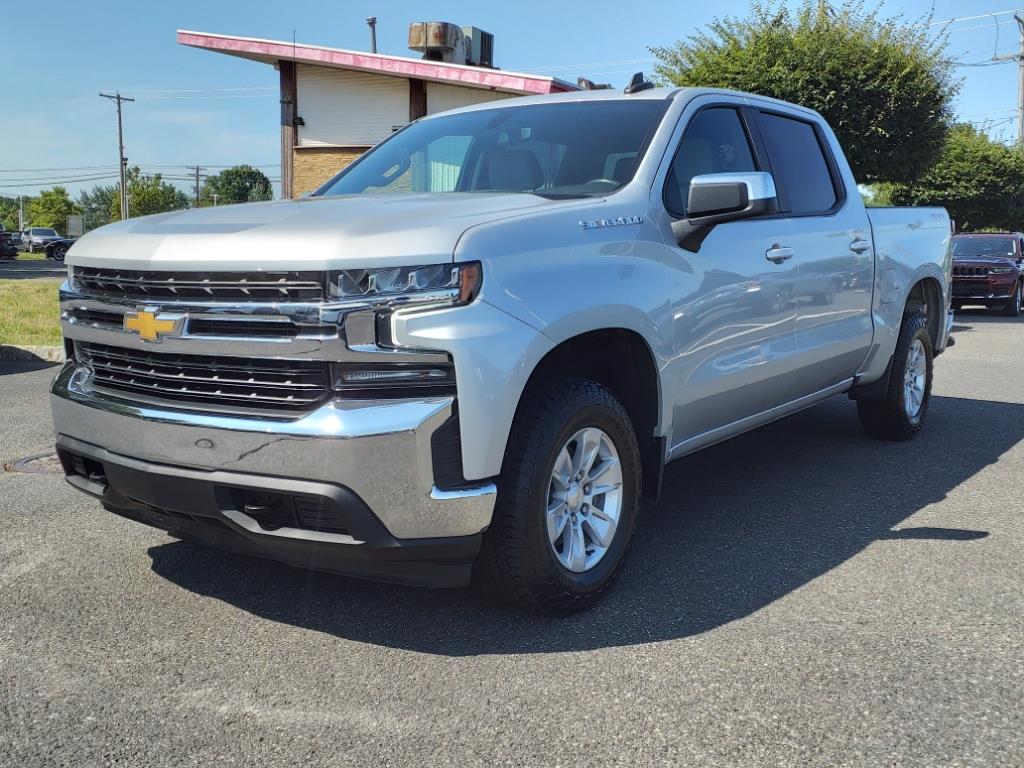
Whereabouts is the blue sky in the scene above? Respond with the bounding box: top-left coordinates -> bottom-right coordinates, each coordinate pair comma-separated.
1,0 -> 1021,200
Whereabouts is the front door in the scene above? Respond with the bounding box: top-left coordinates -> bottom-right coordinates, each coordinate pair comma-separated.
659,105 -> 806,449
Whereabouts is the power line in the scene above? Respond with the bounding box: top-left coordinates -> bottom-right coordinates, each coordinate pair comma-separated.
927,8 -> 1024,27
0,175 -> 120,189
128,86 -> 277,94
0,163 -> 280,174
0,173 -> 125,184
133,93 -> 278,100
0,165 -> 118,173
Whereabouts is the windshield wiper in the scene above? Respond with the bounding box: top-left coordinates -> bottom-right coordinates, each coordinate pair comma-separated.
531,191 -> 589,200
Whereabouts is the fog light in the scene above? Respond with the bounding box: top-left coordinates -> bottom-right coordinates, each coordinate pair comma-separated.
331,363 -> 455,391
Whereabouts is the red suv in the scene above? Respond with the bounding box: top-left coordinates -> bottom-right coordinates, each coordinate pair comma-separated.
951,233 -> 1024,316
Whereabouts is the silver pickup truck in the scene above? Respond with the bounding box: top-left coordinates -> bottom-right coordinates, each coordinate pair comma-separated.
51,85 -> 952,613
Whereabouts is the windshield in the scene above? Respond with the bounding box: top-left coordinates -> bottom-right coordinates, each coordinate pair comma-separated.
318,100 -> 670,199
31,228 -> 57,236
953,237 -> 1016,259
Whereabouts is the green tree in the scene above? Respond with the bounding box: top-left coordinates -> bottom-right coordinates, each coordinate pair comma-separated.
77,184 -> 118,231
111,167 -> 190,219
200,165 -> 273,206
0,196 -> 21,231
651,0 -> 957,184
882,124 -> 1024,232
26,187 -> 80,232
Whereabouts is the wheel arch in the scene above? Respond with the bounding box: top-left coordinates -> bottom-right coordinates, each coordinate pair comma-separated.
904,276 -> 944,351
508,328 -> 666,501
852,276 -> 944,401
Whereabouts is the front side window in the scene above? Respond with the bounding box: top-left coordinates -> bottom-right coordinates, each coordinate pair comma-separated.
318,100 -> 670,199
664,107 -> 757,216
758,113 -> 838,215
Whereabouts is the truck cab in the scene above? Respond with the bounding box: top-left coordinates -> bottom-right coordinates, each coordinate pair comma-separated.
51,84 -> 952,613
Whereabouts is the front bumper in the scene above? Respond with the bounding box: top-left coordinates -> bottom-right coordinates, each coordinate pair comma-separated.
50,362 -> 496,586
951,277 -> 1015,301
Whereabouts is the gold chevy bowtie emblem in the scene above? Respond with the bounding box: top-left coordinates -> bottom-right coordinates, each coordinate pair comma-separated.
124,310 -> 178,341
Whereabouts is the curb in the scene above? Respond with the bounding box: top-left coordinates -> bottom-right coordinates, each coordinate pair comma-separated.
0,344 -> 65,362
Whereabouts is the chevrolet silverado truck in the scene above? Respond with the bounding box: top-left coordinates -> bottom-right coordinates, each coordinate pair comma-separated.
51,83 -> 953,613
950,232 -> 1023,316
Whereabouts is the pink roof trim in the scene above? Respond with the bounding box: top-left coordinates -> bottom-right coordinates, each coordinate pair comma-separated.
177,30 -> 577,94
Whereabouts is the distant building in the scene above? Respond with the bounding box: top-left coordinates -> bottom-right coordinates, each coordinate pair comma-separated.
178,24 -> 577,197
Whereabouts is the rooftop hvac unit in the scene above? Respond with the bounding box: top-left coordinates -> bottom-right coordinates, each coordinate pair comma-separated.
461,27 -> 494,68
408,22 -> 494,67
408,22 -> 468,64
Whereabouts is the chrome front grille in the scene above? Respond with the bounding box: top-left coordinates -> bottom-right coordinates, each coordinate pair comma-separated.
76,342 -> 331,411
63,305 -> 330,340
72,267 -> 325,302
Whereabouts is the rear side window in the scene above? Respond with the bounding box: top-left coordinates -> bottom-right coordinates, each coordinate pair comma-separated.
664,107 -> 757,216
758,113 -> 838,214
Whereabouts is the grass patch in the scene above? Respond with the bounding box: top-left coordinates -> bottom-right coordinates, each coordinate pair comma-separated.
16,251 -> 48,261
0,279 -> 63,346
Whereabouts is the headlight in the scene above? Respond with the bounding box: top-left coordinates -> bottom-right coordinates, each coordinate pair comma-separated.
327,262 -> 481,305
989,266 -> 1014,274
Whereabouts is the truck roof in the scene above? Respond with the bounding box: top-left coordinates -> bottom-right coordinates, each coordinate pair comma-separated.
425,85 -> 823,121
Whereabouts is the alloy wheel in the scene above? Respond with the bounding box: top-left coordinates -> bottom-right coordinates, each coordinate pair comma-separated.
903,338 -> 927,421
545,427 -> 623,573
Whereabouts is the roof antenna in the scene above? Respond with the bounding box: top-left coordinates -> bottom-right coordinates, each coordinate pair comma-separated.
366,17 -> 378,54
624,72 -> 654,94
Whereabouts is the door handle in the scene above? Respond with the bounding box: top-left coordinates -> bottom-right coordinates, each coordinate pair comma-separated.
850,238 -> 872,254
765,246 -> 794,264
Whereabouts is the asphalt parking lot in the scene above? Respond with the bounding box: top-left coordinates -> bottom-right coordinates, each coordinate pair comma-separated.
1,312 -> 1022,767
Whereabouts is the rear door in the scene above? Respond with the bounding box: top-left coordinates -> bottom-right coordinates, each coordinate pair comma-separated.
751,109 -> 874,393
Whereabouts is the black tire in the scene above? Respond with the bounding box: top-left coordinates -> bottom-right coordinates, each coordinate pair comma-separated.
50,245 -> 67,262
1003,281 -> 1022,317
857,311 -> 933,441
474,379 -> 642,614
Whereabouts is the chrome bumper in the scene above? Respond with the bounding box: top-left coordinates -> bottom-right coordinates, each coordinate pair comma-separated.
50,362 -> 496,540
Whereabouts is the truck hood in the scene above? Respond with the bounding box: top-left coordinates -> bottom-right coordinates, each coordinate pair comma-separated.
67,193 -> 567,271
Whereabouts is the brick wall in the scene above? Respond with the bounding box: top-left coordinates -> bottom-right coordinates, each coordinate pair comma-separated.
292,147 -> 369,197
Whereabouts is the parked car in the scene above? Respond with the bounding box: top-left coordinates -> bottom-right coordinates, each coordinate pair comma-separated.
950,232 -> 1024,316
23,226 -> 63,253
0,229 -> 17,259
9,231 -> 23,250
50,84 -> 953,613
44,237 -> 76,262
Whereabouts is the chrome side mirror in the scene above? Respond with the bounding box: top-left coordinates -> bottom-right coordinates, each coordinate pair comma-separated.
672,171 -> 779,252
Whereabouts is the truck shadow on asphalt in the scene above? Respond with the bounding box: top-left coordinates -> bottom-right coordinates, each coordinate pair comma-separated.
147,394 -> 1014,655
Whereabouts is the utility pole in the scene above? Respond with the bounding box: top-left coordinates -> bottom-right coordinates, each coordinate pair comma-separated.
99,92 -> 134,219
1018,15 -> 1024,145
212,193 -> 218,207
18,195 -> 24,230
992,15 -> 1024,144
187,165 -> 205,207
